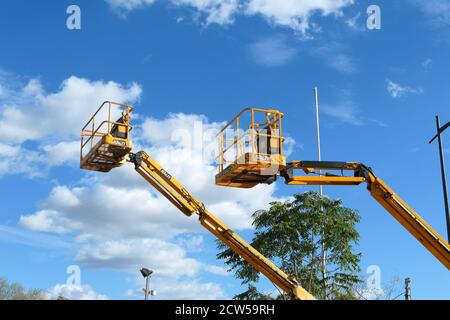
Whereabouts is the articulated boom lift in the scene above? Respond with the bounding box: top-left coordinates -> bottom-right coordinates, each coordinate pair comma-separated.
80,102 -> 315,300
216,108 -> 450,271
81,103 -> 449,300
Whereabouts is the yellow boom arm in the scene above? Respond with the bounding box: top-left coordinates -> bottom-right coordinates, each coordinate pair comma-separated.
130,151 -> 315,300
283,161 -> 450,270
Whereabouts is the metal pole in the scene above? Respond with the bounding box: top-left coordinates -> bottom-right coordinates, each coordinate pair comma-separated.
314,87 -> 323,197
436,116 -> 450,242
314,87 -> 327,299
144,276 -> 149,301
404,277 -> 411,301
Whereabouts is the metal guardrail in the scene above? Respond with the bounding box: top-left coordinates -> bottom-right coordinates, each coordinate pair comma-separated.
80,101 -> 133,163
216,108 -> 284,172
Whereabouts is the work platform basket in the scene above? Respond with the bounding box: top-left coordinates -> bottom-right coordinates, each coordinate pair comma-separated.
215,108 -> 286,188
80,101 -> 133,172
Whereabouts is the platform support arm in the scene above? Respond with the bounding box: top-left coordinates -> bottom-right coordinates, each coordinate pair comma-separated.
283,160 -> 450,271
130,151 -> 315,300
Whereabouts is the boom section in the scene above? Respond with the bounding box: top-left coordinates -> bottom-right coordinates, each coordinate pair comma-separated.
130,151 -> 315,300
283,161 -> 450,270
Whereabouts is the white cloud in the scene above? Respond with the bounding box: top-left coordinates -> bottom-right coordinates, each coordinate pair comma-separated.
171,0 -> 239,25
152,278 -> 225,299
175,234 -> 205,252
47,284 -> 108,300
125,277 -> 226,299
0,74 -> 141,177
248,35 -> 298,67
386,79 -> 423,99
105,0 -> 355,34
19,210 -> 74,234
20,112 -> 280,237
42,141 -> 80,166
76,238 -> 226,279
346,12 -> 365,31
17,110 -> 286,298
75,238 -> 228,299
0,69 -> 289,299
245,0 -> 354,34
0,143 -> 19,157
106,0 -> 156,16
0,76 -> 141,144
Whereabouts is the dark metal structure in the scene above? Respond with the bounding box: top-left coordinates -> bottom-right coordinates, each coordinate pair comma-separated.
429,116 -> 450,242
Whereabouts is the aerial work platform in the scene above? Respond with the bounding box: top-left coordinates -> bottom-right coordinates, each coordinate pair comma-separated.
215,108 -> 286,188
215,108 -> 450,271
79,103 -> 315,300
80,101 -> 133,172
79,102 -> 450,300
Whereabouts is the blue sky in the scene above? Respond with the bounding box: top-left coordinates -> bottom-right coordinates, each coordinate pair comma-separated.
0,0 -> 449,299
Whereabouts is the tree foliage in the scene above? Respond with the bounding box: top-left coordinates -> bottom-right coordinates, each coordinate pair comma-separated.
217,191 -> 362,300
0,277 -> 46,300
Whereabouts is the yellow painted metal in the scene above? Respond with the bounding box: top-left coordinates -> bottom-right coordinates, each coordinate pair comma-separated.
216,108 -> 450,272
215,153 -> 286,188
80,104 -> 316,299
285,162 -> 450,270
132,151 -> 315,300
80,101 -> 133,172
216,108 -> 286,188
287,176 -> 366,186
365,173 -> 450,270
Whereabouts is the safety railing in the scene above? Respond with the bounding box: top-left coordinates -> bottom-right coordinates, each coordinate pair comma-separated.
80,101 -> 133,163
216,108 -> 284,173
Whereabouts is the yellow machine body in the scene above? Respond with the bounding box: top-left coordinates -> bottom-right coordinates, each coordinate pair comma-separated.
80,102 -> 450,300
215,110 -> 450,272
80,103 -> 315,300
216,108 -> 286,188
80,101 -> 133,172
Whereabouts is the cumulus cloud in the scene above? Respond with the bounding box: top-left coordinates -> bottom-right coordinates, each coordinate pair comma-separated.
0,76 -> 141,143
47,284 -> 109,300
386,79 -> 423,99
16,108 -> 286,298
171,0 -> 240,25
76,238 -> 223,279
105,0 -> 156,16
105,0 -> 355,34
245,0 -> 354,34
20,112 -> 280,236
0,74 -> 141,177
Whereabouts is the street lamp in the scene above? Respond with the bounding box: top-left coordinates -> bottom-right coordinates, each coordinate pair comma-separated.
429,115 -> 450,243
140,268 -> 155,300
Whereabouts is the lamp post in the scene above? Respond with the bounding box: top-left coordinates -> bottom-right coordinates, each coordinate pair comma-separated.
140,268 -> 154,300
404,277 -> 411,301
429,115 -> 450,243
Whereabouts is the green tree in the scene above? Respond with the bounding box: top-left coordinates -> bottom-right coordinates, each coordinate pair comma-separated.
217,191 -> 362,300
233,285 -> 273,300
0,277 -> 46,300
